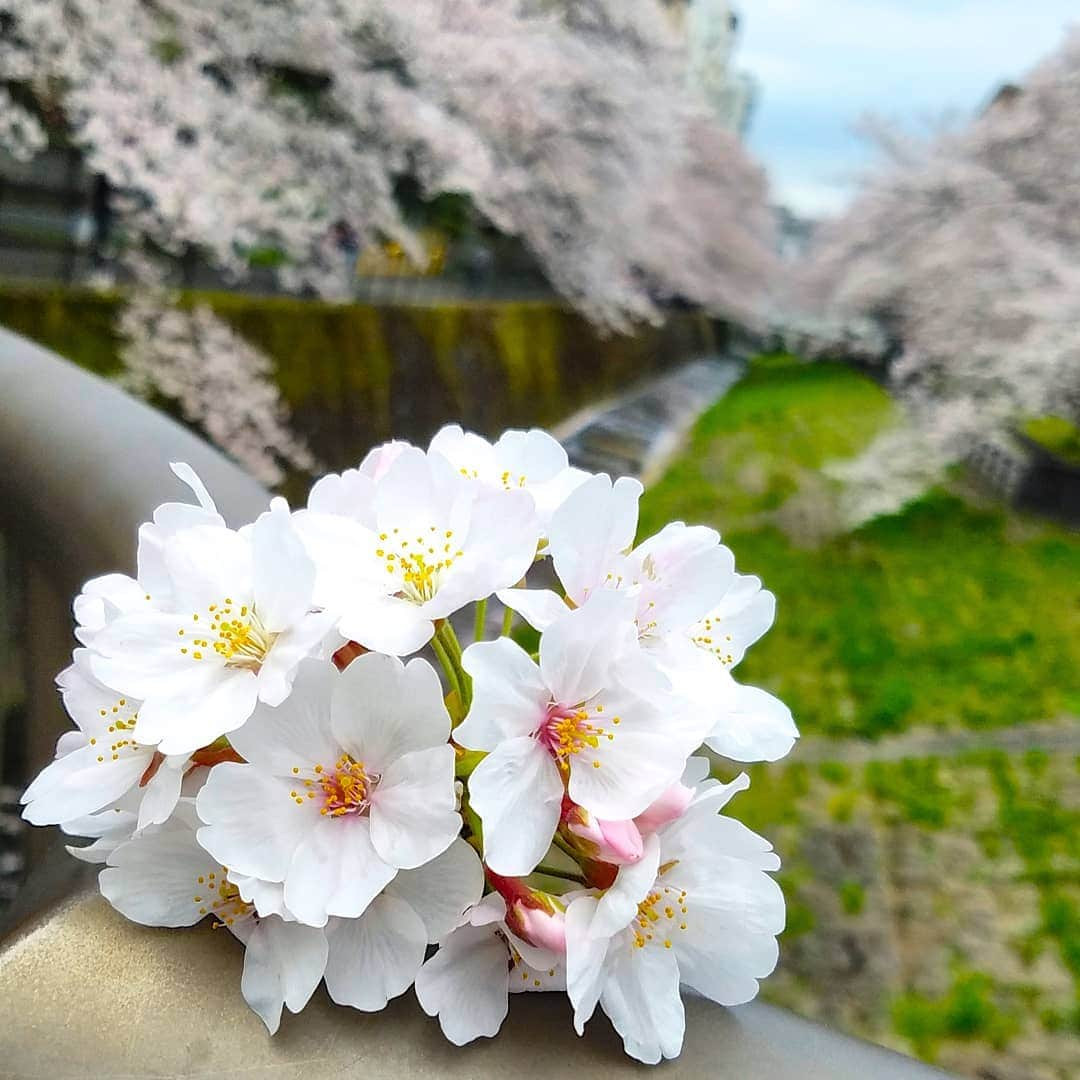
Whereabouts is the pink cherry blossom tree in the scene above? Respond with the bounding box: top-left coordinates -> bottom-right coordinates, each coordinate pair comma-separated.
798,31 -> 1080,523
1,0 -> 776,327
1,0 -> 775,481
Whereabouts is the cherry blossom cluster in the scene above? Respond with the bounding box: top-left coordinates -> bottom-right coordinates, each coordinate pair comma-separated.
21,425 -> 797,1064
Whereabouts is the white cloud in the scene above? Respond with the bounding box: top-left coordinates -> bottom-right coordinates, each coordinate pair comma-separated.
738,1 -> 1077,216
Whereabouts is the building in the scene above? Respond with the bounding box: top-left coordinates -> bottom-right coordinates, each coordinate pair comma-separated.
662,1 -> 758,135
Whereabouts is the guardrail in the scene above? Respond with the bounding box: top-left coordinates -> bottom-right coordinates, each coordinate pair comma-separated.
0,325 -> 951,1077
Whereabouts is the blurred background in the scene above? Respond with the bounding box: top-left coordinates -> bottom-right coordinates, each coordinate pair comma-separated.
0,3 -> 1077,1076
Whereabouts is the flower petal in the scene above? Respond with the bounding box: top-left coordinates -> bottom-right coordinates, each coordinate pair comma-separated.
21,743 -> 150,826
599,937 -> 685,1064
240,918 -> 328,1034
539,590 -> 638,706
227,658 -> 339,777
494,587 -> 568,632
338,594 -> 435,656
255,610 -> 338,707
703,680 -> 799,764
457,638 -> 548,751
253,499 -> 316,633
196,762 -> 315,882
414,922 -> 510,1045
284,815 -> 396,927
385,838 -> 484,943
145,669 -> 259,755
549,474 -> 642,603
468,737 -> 563,876
368,745 -> 460,870
136,755 -> 188,831
564,895 -> 609,1034
331,653 -> 450,769
323,895 -> 427,1012
589,834 -> 662,941
99,828 -> 218,927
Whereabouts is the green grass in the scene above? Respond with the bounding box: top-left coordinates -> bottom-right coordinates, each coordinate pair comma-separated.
640,355 -> 1080,738
720,752 -> 1080,1065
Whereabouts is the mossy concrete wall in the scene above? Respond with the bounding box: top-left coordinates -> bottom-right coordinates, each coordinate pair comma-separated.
0,285 -> 721,486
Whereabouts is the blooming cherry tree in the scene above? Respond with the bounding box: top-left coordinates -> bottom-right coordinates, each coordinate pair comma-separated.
799,31 -> 1080,521
20,422 -> 795,1063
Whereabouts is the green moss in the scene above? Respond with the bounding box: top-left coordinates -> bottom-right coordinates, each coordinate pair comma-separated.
818,761 -> 852,785
892,969 -> 1022,1061
865,759 -> 953,829
826,789 -> 858,824
1024,415 -> 1080,465
839,880 -> 865,915
0,283 -> 712,490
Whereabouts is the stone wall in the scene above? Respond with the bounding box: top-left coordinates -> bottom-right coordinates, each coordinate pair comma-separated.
0,285 -> 723,494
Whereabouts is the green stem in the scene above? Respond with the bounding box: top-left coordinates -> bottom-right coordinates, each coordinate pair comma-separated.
552,832 -> 580,862
473,597 -> 488,644
535,863 -> 587,885
501,602 -> 514,639
436,621 -> 471,710
441,620 -> 464,664
430,632 -> 463,704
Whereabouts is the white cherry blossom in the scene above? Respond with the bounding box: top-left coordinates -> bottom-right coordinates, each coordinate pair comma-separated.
294,445 -> 540,655
565,774 -> 785,1065
18,425 -> 793,1061
88,498 -> 333,755
457,592 -> 707,876
21,651 -> 188,829
73,463 -> 223,647
99,811 -> 327,1034
428,424 -> 588,527
499,475 -> 736,651
414,892 -> 565,1046
502,474 -> 798,764
195,655 -> 460,927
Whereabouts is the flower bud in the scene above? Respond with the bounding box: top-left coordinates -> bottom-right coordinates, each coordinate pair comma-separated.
564,808 -> 645,866
486,870 -> 567,953
634,782 -> 694,835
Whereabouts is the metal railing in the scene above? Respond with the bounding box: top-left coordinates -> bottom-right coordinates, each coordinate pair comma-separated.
0,325 -> 950,1077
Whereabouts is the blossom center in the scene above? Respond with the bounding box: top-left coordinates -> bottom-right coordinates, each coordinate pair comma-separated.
178,598 -> 276,669
499,469 -> 527,490
690,615 -> 736,666
631,885 -> 689,950
376,527 -> 464,603
538,703 -> 617,769
192,866 -> 254,928
90,695 -> 140,764
317,753 -> 377,817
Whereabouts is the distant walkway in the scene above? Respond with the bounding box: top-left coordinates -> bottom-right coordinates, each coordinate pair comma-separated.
555,357 -> 744,483
794,719 -> 1080,765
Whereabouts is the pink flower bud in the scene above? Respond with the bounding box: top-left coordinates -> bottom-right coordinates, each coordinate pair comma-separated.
634,782 -> 694,835
565,808 -> 644,866
486,870 -> 567,953
509,899 -> 567,953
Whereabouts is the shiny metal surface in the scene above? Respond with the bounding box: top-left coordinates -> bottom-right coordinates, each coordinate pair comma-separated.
0,325 -> 951,1077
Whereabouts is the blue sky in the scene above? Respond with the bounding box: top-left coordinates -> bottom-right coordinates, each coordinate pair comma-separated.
737,0 -> 1077,217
